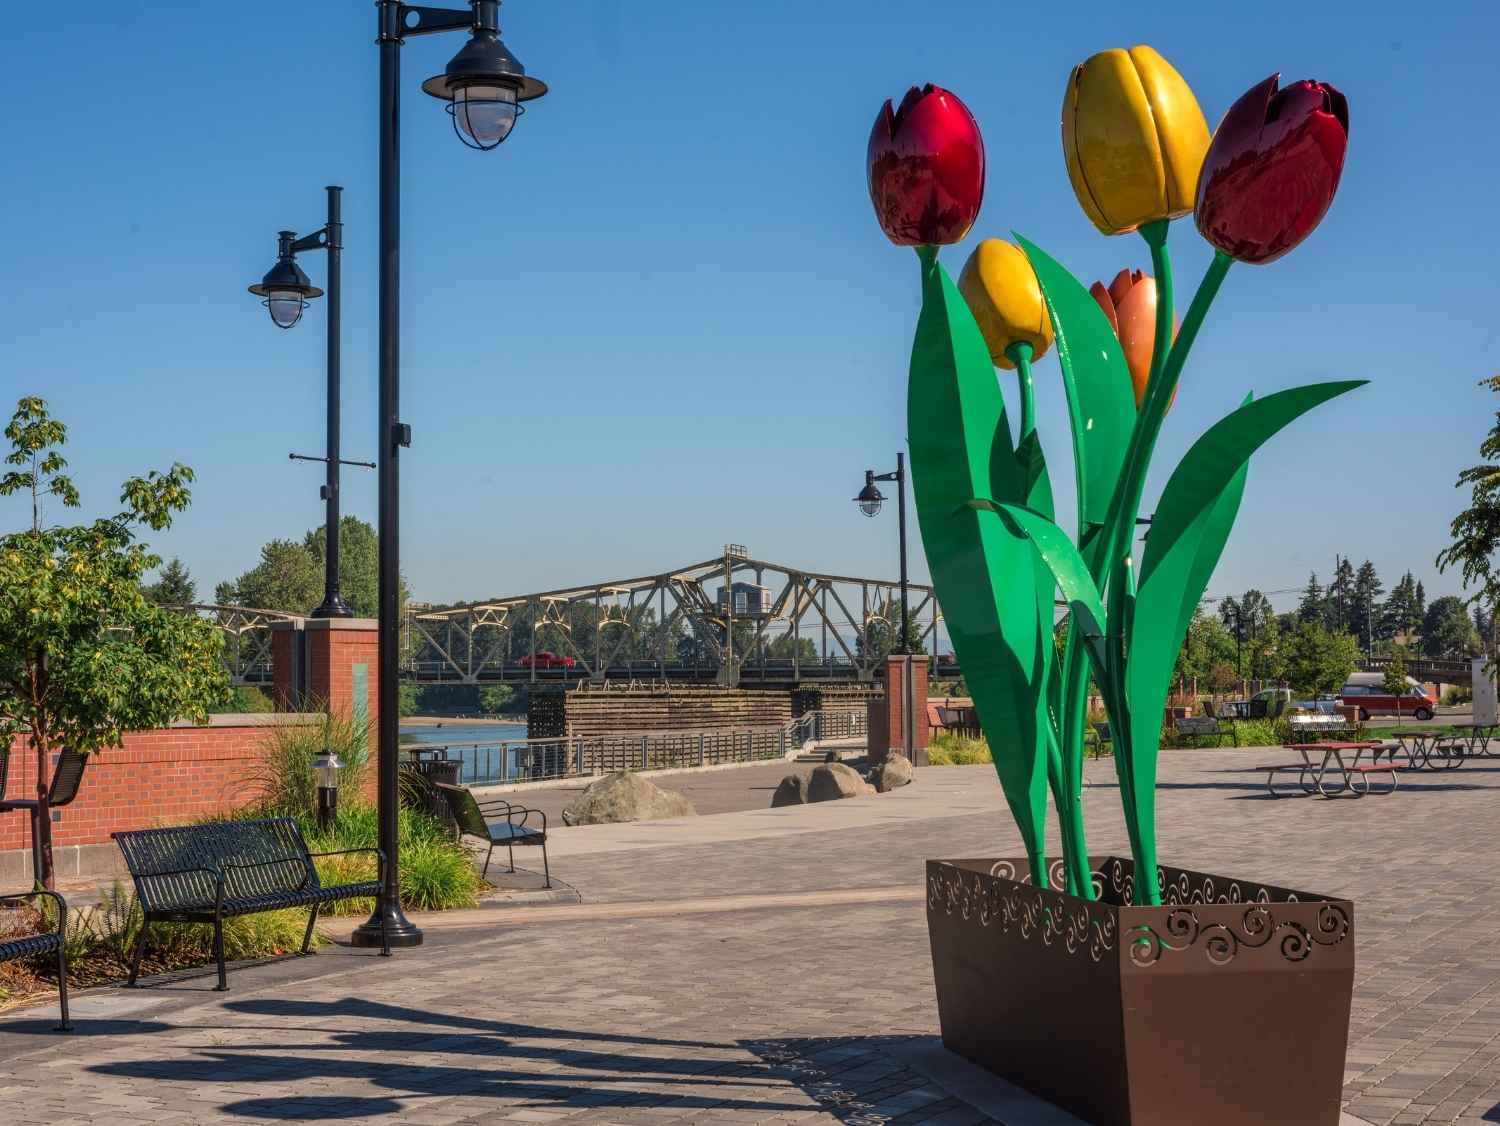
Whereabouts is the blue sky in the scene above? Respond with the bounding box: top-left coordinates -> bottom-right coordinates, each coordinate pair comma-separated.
3,0 -> 1497,615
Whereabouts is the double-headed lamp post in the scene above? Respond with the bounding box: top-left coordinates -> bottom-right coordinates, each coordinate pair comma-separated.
344,0 -> 547,950
248,185 -> 375,620
854,453 -> 915,760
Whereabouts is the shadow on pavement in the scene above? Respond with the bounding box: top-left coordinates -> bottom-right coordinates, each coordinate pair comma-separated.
86,996 -> 806,1120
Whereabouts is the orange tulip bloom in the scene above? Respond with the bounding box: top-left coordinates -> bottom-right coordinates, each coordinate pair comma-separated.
1089,268 -> 1177,408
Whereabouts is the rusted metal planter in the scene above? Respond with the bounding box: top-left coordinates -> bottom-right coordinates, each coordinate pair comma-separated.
926,856 -> 1354,1126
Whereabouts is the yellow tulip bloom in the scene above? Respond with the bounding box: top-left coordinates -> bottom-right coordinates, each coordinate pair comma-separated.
1062,46 -> 1210,235
957,239 -> 1053,370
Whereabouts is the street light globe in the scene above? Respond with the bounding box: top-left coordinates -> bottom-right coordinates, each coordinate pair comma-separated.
421,28 -> 546,152
855,479 -> 885,518
451,82 -> 520,148
248,236 -> 323,331
265,290 -> 308,329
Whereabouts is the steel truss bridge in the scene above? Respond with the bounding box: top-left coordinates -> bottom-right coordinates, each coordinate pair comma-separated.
403,547 -> 953,686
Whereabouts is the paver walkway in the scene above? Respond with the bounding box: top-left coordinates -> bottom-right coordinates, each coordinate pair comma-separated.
1,747 -> 1497,1124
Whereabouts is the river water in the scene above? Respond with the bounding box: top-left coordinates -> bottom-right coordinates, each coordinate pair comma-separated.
399,721 -> 530,784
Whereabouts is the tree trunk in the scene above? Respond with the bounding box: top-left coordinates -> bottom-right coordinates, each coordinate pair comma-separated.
31,730 -> 54,889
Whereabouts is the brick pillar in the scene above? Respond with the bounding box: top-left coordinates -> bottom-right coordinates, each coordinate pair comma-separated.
304,618 -> 379,725
869,655 -> 930,767
270,620 -> 306,710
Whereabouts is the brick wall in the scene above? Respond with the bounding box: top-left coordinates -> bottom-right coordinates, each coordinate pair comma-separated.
1,716 -> 319,853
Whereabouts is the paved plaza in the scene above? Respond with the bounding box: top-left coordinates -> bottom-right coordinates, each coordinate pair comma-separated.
1,748 -> 1497,1124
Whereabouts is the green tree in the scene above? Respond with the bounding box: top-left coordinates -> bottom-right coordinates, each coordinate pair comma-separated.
1422,595 -> 1480,657
1173,609 -> 1238,690
479,684 -> 516,715
398,681 -> 420,717
764,633 -> 818,661
1382,571 -> 1422,645
1297,572 -> 1327,625
145,556 -> 197,606
1280,622 -> 1359,697
305,517 -> 381,618
1383,644 -> 1412,725
1438,377 -> 1500,613
1327,556 -> 1356,632
0,398 -> 229,887
1351,560 -> 1383,652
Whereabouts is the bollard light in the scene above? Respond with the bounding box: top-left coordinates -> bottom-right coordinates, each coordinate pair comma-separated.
312,750 -> 341,831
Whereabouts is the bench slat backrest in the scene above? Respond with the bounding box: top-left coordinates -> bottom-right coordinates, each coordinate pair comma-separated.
435,783 -> 490,841
1176,717 -> 1218,734
115,818 -> 318,913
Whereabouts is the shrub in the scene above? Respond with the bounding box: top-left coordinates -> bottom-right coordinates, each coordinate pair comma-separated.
251,708 -> 371,820
1443,684 -> 1472,706
302,804 -> 479,914
928,733 -> 994,766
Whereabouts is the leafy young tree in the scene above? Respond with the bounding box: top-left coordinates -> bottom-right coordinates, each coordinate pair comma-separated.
0,398 -> 229,887
479,684 -> 517,715
1279,622 -> 1359,697
1422,595 -> 1480,657
144,556 -> 197,606
1438,377 -> 1500,613
1383,644 -> 1412,725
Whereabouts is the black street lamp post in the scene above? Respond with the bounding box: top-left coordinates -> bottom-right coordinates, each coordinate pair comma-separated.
249,185 -> 376,621
345,0 -> 547,951
854,453 -> 914,758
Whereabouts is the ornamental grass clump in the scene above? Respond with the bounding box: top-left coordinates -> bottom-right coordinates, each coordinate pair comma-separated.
868,52 -> 1357,903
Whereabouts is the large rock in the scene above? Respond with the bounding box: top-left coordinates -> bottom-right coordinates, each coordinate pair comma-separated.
562,771 -> 696,825
872,754 -> 914,793
770,774 -> 808,807
806,761 -> 875,802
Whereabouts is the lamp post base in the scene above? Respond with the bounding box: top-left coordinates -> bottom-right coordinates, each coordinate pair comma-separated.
350,900 -> 424,949
311,593 -> 355,619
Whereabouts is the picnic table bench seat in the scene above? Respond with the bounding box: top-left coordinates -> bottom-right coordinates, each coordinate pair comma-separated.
114,817 -> 387,991
0,889 -> 70,1030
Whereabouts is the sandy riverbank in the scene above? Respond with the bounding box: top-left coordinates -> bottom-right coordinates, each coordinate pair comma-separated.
400,715 -> 524,727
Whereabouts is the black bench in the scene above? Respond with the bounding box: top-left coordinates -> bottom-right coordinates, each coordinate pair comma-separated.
114,818 -> 386,991
436,783 -> 550,886
0,748 -> 89,882
0,889 -> 70,1031
1086,722 -> 1113,758
1174,716 -> 1236,747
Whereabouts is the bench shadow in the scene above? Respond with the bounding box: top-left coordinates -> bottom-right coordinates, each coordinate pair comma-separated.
741,1035 -> 971,1122
85,996 -> 807,1120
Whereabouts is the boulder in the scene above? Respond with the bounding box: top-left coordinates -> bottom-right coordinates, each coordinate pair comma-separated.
770,774 -> 808,807
806,761 -> 875,802
562,771 -> 696,825
872,754 -> 914,793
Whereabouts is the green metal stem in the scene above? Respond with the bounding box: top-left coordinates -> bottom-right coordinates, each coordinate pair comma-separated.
1009,341 -> 1037,441
1102,237 -> 1233,904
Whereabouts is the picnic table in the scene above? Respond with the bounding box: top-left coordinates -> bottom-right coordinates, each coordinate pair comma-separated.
1463,724 -> 1498,756
1381,731 -> 1468,771
1258,741 -> 1397,799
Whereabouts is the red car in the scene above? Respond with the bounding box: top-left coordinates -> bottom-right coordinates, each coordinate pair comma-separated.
1339,675 -> 1435,722
517,651 -> 575,669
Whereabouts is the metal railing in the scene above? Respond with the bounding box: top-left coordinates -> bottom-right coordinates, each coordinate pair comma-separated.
413,708 -> 867,786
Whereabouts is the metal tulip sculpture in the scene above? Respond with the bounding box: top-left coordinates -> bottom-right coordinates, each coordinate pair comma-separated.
871,55 -> 1362,904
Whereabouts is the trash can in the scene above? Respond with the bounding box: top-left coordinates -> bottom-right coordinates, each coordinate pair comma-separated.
400,747 -> 462,831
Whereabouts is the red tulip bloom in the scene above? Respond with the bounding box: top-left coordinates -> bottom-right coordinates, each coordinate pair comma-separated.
1195,75 -> 1348,264
868,84 -> 985,247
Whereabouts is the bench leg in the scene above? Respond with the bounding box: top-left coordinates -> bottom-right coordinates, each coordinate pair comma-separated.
542,840 -> 551,889
301,904 -> 320,955
508,840 -> 516,874
126,924 -> 148,987
56,931 -> 72,1033
482,844 -> 494,881
213,916 -> 227,991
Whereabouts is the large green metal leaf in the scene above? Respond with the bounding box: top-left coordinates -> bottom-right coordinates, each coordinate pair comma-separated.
1014,234 -> 1136,563
1123,379 -> 1366,864
1139,381 -> 1367,589
907,251 -> 1049,878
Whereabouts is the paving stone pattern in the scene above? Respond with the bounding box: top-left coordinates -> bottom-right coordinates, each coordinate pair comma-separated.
0,747 -> 1497,1124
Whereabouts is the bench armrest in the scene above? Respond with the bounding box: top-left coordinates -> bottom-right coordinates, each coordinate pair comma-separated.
0,889 -> 68,936
478,802 -> 546,834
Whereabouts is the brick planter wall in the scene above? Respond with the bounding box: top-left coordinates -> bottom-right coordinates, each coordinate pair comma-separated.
1,714 -> 319,883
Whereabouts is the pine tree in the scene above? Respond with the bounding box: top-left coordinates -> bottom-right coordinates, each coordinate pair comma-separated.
1327,557 -> 1356,631
1352,560 -> 1383,652
145,556 -> 197,606
1297,572 -> 1325,624
1382,572 -> 1421,644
